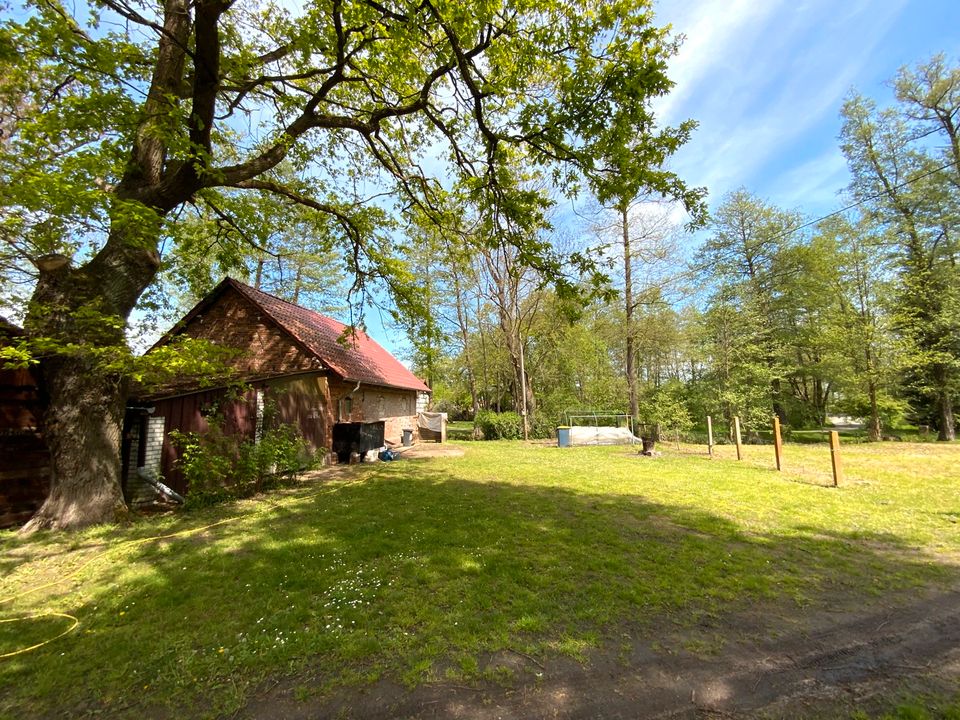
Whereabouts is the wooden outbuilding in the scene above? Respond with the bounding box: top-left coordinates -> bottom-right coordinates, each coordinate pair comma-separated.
0,317 -> 50,528
124,278 -> 432,499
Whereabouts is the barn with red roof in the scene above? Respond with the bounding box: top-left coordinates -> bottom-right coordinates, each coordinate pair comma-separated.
124,277 -> 432,500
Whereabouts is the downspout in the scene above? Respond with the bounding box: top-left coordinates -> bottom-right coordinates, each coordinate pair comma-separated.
341,381 -> 361,421
137,468 -> 185,504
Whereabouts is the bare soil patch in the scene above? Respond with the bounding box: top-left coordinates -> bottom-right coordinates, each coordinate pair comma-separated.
394,443 -> 466,459
238,585 -> 960,719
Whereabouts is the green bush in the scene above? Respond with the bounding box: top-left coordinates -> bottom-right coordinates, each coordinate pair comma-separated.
530,414 -> 557,440
474,410 -> 523,440
472,411 -> 557,440
170,417 -> 315,508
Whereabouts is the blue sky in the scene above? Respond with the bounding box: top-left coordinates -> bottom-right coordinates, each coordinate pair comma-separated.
653,0 -> 960,218
372,0 -> 960,363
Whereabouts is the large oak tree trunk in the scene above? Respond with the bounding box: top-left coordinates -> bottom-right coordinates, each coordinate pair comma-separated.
22,225 -> 163,532
23,357 -> 129,531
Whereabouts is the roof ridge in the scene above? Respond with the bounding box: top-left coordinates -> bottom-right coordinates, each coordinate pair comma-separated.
224,278 -> 346,378
222,277 -> 429,393
226,277 -> 351,333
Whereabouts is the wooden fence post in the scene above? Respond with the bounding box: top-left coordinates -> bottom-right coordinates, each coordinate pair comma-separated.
734,416 -> 743,461
707,415 -> 714,458
830,431 -> 842,487
773,416 -> 783,471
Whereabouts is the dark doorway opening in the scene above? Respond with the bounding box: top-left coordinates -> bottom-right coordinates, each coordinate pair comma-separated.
332,422 -> 385,463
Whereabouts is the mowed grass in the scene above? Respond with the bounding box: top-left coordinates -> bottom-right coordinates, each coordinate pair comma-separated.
1,441 -> 959,718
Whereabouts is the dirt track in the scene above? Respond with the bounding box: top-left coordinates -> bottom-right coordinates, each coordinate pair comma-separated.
239,586 -> 960,719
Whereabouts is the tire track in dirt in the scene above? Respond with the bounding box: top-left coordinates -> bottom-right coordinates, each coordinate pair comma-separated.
238,588 -> 960,719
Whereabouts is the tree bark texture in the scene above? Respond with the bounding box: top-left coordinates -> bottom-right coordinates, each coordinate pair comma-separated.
23,234 -> 161,530
22,356 -> 128,531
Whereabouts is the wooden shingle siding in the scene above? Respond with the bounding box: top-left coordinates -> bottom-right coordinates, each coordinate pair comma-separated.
0,366 -> 50,528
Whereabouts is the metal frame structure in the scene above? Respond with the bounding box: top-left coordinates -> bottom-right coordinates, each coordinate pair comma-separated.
564,411 -> 638,442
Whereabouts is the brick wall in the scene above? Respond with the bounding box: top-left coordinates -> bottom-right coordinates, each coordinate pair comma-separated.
146,287 -> 320,397
144,416 -> 165,474
416,391 -> 431,414
124,415 -> 166,506
329,379 -> 419,446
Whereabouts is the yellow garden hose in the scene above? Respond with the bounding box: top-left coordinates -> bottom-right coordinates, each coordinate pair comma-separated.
0,475 -> 363,659
0,613 -> 80,659
0,516 -> 242,659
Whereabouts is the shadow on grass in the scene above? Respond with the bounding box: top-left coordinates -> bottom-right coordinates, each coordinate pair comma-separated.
1,459 -> 957,719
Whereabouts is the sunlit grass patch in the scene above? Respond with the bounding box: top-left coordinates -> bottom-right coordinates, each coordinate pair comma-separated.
1,440 -> 958,718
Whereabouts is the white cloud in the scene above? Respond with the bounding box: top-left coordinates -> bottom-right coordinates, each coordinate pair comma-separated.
653,0 -> 785,125
765,149 -> 850,213
651,0 -> 909,210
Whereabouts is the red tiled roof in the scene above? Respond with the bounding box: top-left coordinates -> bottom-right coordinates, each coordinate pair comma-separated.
226,279 -> 430,393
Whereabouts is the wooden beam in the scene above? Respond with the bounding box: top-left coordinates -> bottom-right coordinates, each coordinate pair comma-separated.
734,416 -> 743,461
830,430 -> 842,487
773,416 -> 783,471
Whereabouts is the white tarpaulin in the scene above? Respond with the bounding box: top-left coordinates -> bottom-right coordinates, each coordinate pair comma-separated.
568,426 -> 640,446
417,412 -> 447,432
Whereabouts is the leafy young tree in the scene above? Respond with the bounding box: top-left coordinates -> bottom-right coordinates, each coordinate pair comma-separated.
694,291 -> 777,438
587,104 -> 707,430
816,214 -> 901,440
1,0 -> 700,529
841,81 -> 960,440
770,233 -> 846,426
592,198 -> 700,430
694,189 -> 801,423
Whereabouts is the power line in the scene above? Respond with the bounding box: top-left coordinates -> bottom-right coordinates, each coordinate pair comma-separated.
768,157 -> 959,244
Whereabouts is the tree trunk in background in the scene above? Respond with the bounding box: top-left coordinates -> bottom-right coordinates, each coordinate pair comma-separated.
452,271 -> 481,432
292,259 -> 303,303
254,255 -> 264,289
771,377 -> 787,424
505,335 -> 536,420
476,290 -> 490,413
937,368 -> 956,440
482,245 -> 536,423
867,380 -> 882,442
622,204 -> 639,430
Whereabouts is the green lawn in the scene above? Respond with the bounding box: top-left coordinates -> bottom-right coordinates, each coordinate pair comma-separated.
1,441 -> 959,718
445,419 -> 475,441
